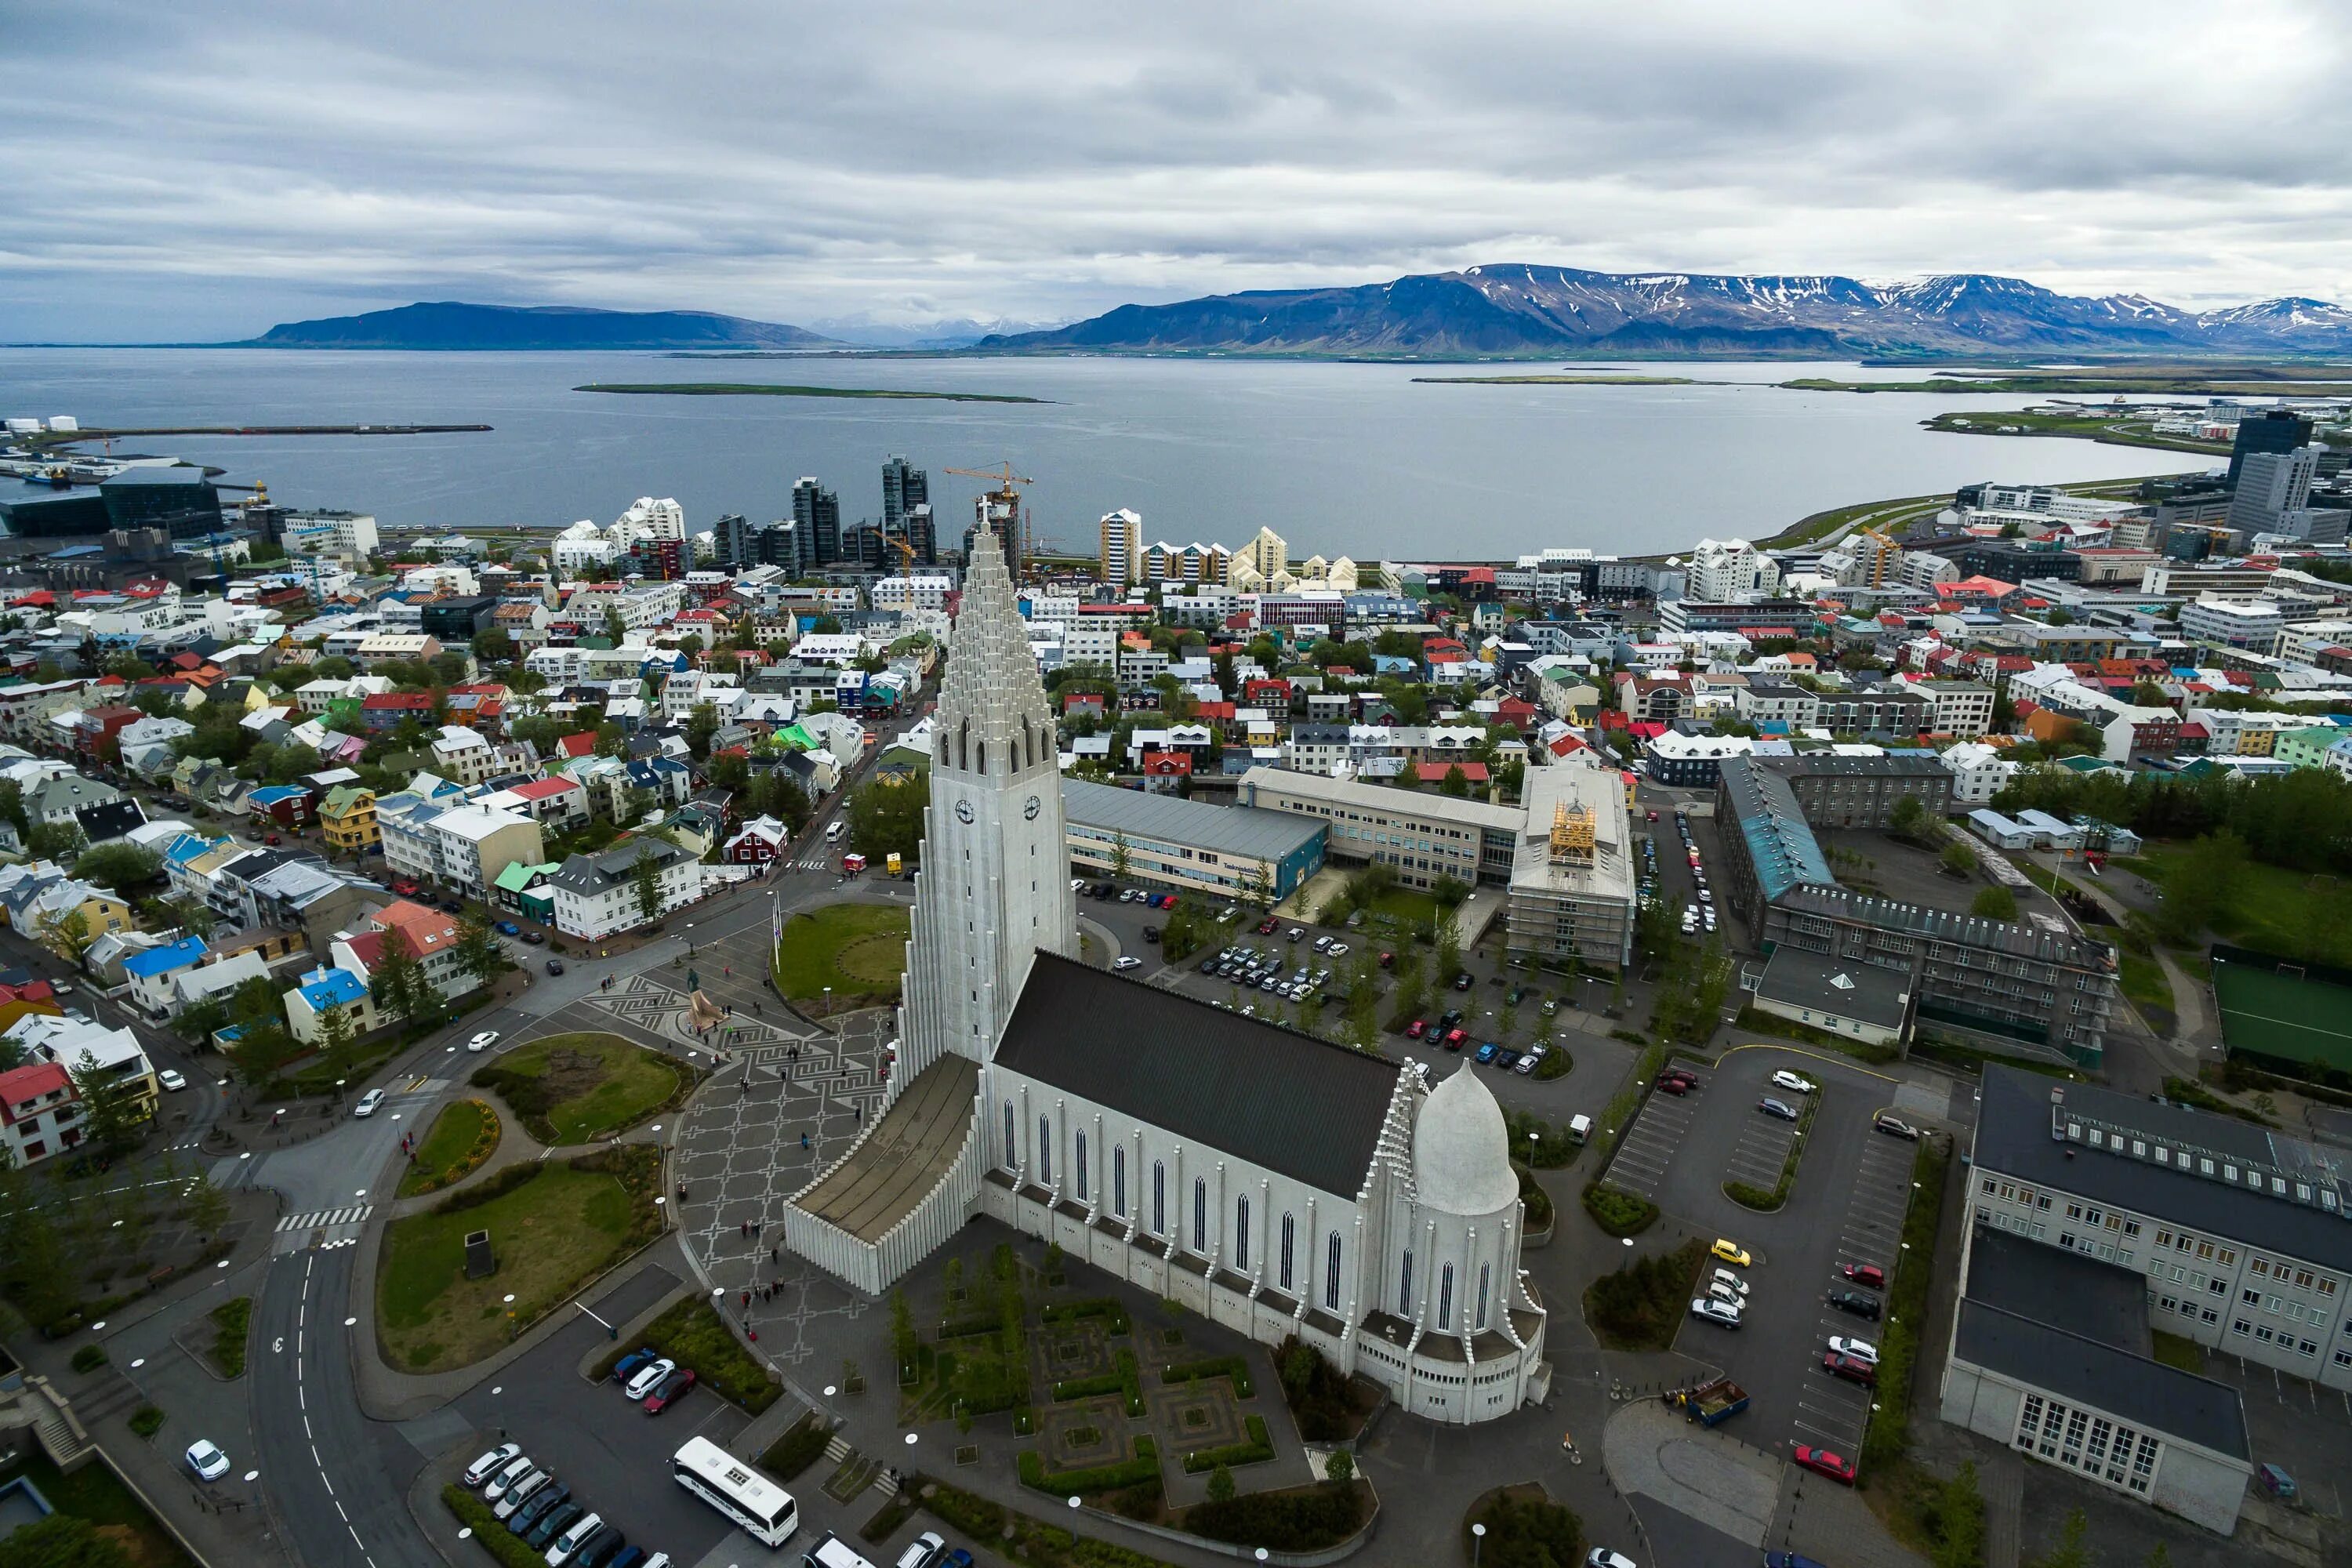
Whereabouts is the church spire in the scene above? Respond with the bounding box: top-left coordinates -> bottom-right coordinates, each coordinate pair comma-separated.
892,519 -> 1078,1083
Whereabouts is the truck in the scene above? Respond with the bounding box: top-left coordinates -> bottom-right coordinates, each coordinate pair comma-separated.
842,853 -> 868,874
886,851 -> 903,876
1666,1377 -> 1749,1428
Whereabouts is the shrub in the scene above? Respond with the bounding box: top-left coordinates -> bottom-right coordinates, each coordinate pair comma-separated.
1275,1338 -> 1366,1442
429,1160 -> 539,1216
1181,1414 -> 1273,1472
1466,1489 -> 1583,1568
1504,1109 -> 1578,1168
1160,1354 -> 1253,1397
208,1297 -> 251,1377
1185,1481 -> 1367,1552
128,1404 -> 166,1438
1863,1137 -> 1949,1470
443,1483 -> 553,1568
1015,1436 -> 1161,1495
71,1343 -> 108,1374
1534,1047 -> 1573,1080
588,1296 -> 782,1414
1582,1240 -> 1706,1351
1516,1164 -> 1555,1229
760,1413 -> 832,1481
1581,1181 -> 1657,1237
1040,1295 -> 1131,1334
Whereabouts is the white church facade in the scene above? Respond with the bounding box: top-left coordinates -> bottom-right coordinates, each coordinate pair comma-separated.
782,520 -> 1548,1425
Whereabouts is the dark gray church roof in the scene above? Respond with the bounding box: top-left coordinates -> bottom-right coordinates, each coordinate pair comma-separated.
994,953 -> 1399,1199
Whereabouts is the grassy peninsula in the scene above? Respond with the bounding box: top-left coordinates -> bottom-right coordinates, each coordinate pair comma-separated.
1412,373 -> 1700,386
575,382 -> 1046,402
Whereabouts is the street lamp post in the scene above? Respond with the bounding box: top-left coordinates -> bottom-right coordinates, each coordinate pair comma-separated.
1472,1521 -> 1486,1567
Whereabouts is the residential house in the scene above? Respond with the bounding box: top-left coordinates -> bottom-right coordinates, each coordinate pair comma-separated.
722,815 -> 789,865
0,1062 -> 83,1168
123,935 -> 210,1020
319,786 -> 379,854
490,861 -> 560,924
5,1014 -> 158,1124
1940,742 -> 2019,806
424,804 -> 545,897
481,776 -> 590,834
429,724 -> 496,786
363,899 -> 471,1000
547,837 -> 702,940
282,967 -> 380,1044
26,774 -> 124,829
247,784 -> 317,830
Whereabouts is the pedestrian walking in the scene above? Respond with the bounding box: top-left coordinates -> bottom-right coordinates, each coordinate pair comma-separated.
771,1244 -> 779,1264
742,1290 -> 751,1308
753,1221 -> 762,1240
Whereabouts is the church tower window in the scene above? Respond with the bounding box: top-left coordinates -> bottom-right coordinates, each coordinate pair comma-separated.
1325,1233 -> 1343,1310
1037,1116 -> 1051,1184
1279,1214 -> 1295,1290
1113,1148 -> 1127,1218
1192,1178 -> 1207,1251
1074,1133 -> 1088,1201
1438,1264 -> 1454,1330
1399,1250 -> 1414,1316
1002,1102 -> 1015,1170
1476,1264 -> 1490,1329
1235,1197 -> 1250,1270
1152,1162 -> 1165,1235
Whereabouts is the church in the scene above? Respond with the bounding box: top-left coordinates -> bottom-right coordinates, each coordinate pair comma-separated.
782,525 -> 1549,1425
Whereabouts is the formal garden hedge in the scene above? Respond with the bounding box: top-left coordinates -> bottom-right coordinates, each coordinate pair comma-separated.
1051,1348 -> 1144,1415
1581,1181 -> 1658,1236
1185,1479 -> 1370,1552
1160,1354 -> 1253,1398
1039,1295 -> 1131,1333
1015,1436 -> 1161,1495
1181,1414 -> 1272,1473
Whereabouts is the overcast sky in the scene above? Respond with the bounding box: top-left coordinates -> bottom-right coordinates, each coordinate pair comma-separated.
7,0 -> 2350,342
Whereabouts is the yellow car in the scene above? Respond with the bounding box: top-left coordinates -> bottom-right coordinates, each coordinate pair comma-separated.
1711,1238 -> 1752,1268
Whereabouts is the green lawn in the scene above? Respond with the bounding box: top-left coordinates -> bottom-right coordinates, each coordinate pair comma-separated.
0,1446 -> 195,1566
2115,948 -> 2174,1031
774,902 -> 912,1000
398,1098 -> 500,1196
377,1149 -> 659,1372
2121,847 -> 2352,968
470,1033 -> 681,1145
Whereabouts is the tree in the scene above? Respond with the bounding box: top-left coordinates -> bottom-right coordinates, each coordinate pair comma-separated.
1439,764 -> 1472,797
472,627 -> 515,664
1890,793 -> 1929,840
164,895 -> 217,939
1110,833 -> 1132,881
452,912 -> 506,989
1205,1462 -> 1236,1504
67,1051 -> 147,1155
2026,1509 -> 2089,1568
71,842 -> 163,892
1436,913 -> 1462,981
1323,1449 -> 1353,1485
631,844 -> 666,927
2158,827 -> 2245,944
1971,884 -> 2019,921
684,700 -> 720,759
369,927 -> 431,1029
0,1512 -> 135,1568
1940,840 -> 1978,877
890,1289 -> 917,1379
315,998 -> 358,1062
27,820 -> 82,862
847,775 -> 929,861
38,907 -> 94,967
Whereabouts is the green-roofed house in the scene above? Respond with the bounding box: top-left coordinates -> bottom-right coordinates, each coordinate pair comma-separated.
773,721 -> 821,753
492,860 -> 561,924
2270,725 -> 2347,772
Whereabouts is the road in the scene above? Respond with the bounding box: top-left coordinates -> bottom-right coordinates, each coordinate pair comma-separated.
250,1247 -> 437,1568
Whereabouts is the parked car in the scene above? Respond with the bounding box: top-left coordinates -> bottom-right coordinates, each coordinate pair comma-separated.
482,1454 -> 535,1501
509,1481 -> 572,1536
1405,1020 -> 1428,1039
185,1439 -> 231,1482
158,1069 -> 187,1091
1588,1552 -> 1639,1568
496,920 -> 521,936
1873,1113 -> 1920,1139
1256,919 -> 1279,935
1514,1046 -> 1545,1075
895,1534 -> 949,1568
1766,1555 -> 1831,1568
1710,1238 -> 1751,1268
521,931 -> 546,946
1442,1028 -> 1468,1051
1494,1048 -> 1522,1070
1769,1069 -> 1817,1096
353,1088 -> 386,1117
611,1347 -> 658,1385
1653,1075 -> 1692,1096
1758,1097 -> 1798,1121
1710,1267 -> 1748,1298
492,1468 -> 550,1520
1842,1261 -> 1886,1290
1822,1351 -> 1877,1387
1704,1280 -> 1743,1308
622,1357 -> 675,1400
1791,1445 -> 1856,1484
1828,1290 -> 1882,1321
465,1442 -> 522,1486
1827,1335 -> 1878,1365
1474,1044 -> 1498,1065
1141,925 -> 1160,942
1452,971 -> 1475,990
526,1502 -> 583,1550
1112,956 -> 1143,971
643,1367 -> 696,1413
545,1512 -> 604,1566
1689,1297 -> 1742,1328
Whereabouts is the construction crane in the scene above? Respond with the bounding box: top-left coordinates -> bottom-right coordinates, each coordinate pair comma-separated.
946,463 -> 1033,575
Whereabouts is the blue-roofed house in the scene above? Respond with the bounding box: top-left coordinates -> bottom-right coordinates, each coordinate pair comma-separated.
283,966 -> 379,1044
124,935 -> 209,1019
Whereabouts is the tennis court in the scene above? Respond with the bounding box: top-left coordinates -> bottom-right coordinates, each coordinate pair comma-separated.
2212,949 -> 2352,1074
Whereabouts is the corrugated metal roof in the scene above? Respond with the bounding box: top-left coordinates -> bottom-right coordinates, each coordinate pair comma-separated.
993,953 -> 1398,1199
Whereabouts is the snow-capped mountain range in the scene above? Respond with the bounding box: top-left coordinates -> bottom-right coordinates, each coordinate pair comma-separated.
978,266 -> 2352,358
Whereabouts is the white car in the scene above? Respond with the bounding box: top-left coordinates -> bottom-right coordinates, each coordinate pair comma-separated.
466,1030 -> 500,1053
184,1439 -> 230,1483
352,1088 -> 387,1117
895,1534 -> 948,1568
546,1512 -> 604,1567
622,1357 -> 676,1400
1588,1550 -> 1639,1568
481,1454 -> 535,1500
1689,1297 -> 1742,1328
492,1468 -> 548,1519
1711,1267 -> 1749,1298
1828,1335 -> 1879,1365
1112,956 -> 1142,971
1770,1069 -> 1817,1096
464,1442 -> 521,1486
1705,1279 -> 1744,1309
158,1069 -> 188,1091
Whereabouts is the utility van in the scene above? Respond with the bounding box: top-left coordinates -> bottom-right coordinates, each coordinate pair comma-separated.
1567,1114 -> 1592,1146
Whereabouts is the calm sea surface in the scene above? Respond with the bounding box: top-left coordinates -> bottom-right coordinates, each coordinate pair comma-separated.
0,350 -> 2202,560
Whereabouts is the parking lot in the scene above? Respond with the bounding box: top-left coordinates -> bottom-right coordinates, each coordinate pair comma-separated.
1605,1070 -> 1706,1201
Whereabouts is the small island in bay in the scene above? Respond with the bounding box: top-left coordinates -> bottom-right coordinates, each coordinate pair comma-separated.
1411,373 -> 1700,386
574,382 -> 1047,403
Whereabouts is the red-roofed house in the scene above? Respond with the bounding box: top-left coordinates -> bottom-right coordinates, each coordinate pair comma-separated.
1493,696 -> 1537,731
1062,692 -> 1108,719
364,901 -> 470,1000
1139,750 -> 1192,794
496,775 -> 590,832
1243,677 -> 1292,710
556,731 -> 598,759
361,691 -> 435,731
1415,760 -> 1490,786
0,1062 -> 80,1168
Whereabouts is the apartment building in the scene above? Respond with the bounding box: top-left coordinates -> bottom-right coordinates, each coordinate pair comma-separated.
1683,538 -> 1781,601
1736,682 -> 1820,729
354,633 -> 442,669
547,837 -> 702,939
2179,597 -> 2288,655
1919,681 -> 1995,737
1236,767 -> 1520,890
426,804 -> 545,897
1098,509 -> 1143,587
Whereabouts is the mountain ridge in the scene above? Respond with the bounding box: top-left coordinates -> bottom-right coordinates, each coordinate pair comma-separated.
978,266 -> 2352,358
236,300 -> 845,351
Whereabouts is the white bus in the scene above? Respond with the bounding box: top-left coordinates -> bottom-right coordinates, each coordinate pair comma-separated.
825,820 -> 847,844
670,1436 -> 797,1548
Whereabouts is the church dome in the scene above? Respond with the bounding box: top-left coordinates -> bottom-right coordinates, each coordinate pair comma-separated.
1412,1065 -> 1519,1216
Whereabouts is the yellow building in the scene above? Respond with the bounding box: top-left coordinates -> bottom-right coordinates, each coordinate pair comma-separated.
320,785 -> 380,853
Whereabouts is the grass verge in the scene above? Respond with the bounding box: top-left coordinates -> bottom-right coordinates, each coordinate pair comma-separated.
377,1145 -> 661,1374
207,1297 -> 251,1377
589,1295 -> 782,1413
397,1098 -> 501,1197
920,1476 -> 1182,1568
470,1032 -> 683,1145
760,1410 -> 833,1481
1859,1135 -> 1950,1474
1722,1092 -> 1820,1211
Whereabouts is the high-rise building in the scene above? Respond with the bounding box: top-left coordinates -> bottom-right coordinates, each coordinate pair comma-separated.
2226,408 -> 2311,488
964,489 -> 1022,581
1098,508 -> 1142,587
793,477 -> 841,565
883,456 -> 928,535
712,514 -> 753,568
2226,447 -> 2318,535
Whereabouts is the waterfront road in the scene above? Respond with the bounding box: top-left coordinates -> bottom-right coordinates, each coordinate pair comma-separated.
252,1247 -> 438,1568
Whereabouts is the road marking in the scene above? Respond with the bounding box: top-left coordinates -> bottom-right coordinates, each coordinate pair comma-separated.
277,1204 -> 373,1233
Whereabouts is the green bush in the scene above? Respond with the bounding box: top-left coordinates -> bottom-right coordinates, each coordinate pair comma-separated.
70,1343 -> 107,1374
1516,1164 -> 1555,1229
1051,1370 -> 1123,1402
1160,1355 -> 1253,1397
1015,1436 -> 1162,1495
1039,1296 -> 1131,1334
1534,1047 -> 1573,1080
1582,1239 -> 1706,1351
1723,1180 -> 1780,1210
1275,1337 -> 1367,1442
444,1483 -> 554,1568
760,1413 -> 832,1481
585,1296 -> 781,1413
128,1405 -> 165,1439
1185,1481 -> 1367,1552
920,1479 -> 1179,1568
1581,1181 -> 1657,1237
208,1297 -> 251,1377
428,1160 -> 539,1215
1181,1414 -> 1272,1472
1465,1489 -> 1583,1568
1863,1137 -> 1949,1471
1504,1109 -> 1579,1168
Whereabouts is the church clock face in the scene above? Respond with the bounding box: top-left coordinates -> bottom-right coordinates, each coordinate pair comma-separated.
955,800 -> 975,823
1024,795 -> 1041,820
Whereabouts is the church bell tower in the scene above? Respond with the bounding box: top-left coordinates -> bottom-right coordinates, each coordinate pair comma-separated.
894,521 -> 1079,1083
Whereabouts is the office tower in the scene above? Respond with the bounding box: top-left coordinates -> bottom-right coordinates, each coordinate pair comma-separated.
1098,508 -> 1142,587
712,513 -> 753,568
2227,447 -> 2318,535
2226,408 -> 2311,488
792,477 -> 841,566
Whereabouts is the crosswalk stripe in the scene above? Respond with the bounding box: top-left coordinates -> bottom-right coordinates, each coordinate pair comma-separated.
277,1203 -> 373,1232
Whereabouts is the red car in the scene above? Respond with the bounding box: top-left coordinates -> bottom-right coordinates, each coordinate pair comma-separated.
1842,1262 -> 1886,1290
1822,1351 -> 1876,1387
1256,919 -> 1279,935
1406,1020 -> 1428,1040
1378,952 -> 1395,969
390,878 -> 420,895
1654,1076 -> 1690,1096
1792,1445 -> 1856,1484
643,1367 -> 696,1413
1443,1028 -> 1468,1051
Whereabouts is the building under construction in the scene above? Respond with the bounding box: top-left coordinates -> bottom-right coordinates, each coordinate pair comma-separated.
1503,762 -> 1640,974
949,463 -> 1030,580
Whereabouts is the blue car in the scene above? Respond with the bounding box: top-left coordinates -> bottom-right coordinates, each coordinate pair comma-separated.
1475,1043 -> 1498,1065
612,1347 -> 657,1384
496,920 -> 521,936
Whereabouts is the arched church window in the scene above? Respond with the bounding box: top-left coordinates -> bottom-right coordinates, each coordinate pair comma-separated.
1325,1232 -> 1342,1310
1476,1264 -> 1490,1329
1113,1147 -> 1127,1218
975,741 -> 985,772
1279,1214 -> 1295,1291
1235,1196 -> 1250,1270
1438,1264 -> 1454,1330
1192,1178 -> 1207,1251
1074,1132 -> 1088,1202
1037,1116 -> 1051,1185
1399,1250 -> 1414,1316
1152,1161 -> 1165,1235
1002,1102 -> 1015,1170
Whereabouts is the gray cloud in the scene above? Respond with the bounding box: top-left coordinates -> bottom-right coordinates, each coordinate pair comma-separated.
5,0 -> 2350,340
